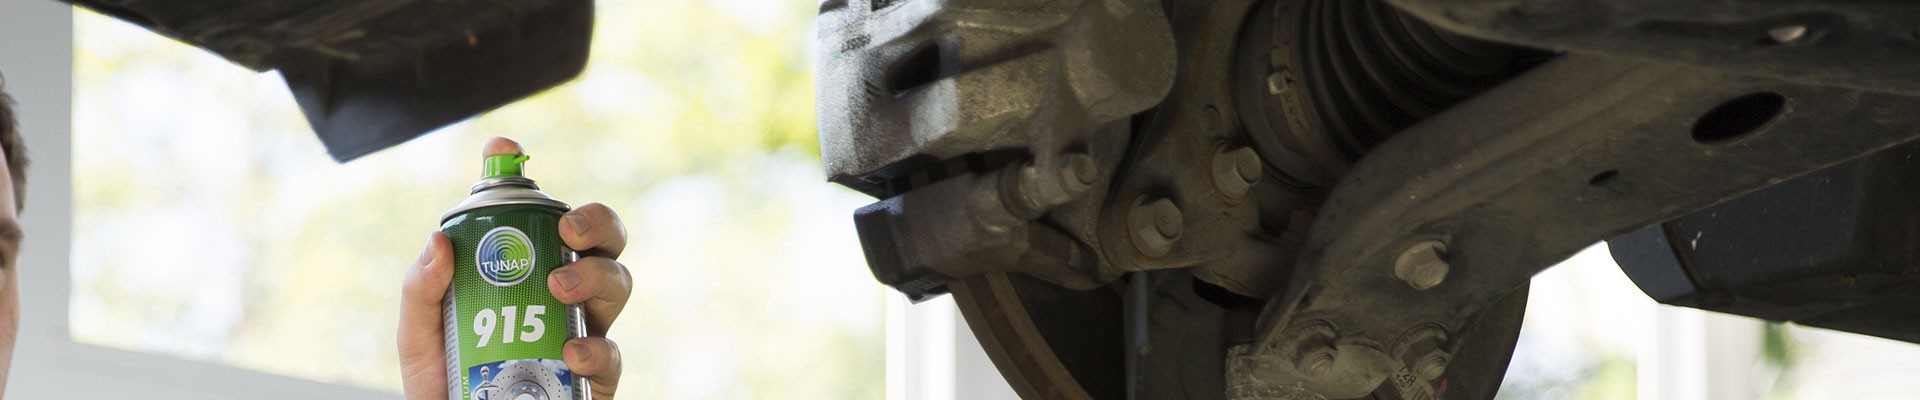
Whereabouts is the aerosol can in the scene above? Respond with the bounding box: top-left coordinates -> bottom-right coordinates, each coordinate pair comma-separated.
441,154 -> 589,400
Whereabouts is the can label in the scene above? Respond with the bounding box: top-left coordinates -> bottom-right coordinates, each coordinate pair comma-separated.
443,204 -> 584,400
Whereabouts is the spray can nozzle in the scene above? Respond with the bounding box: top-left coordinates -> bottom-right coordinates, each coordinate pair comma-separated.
483,154 -> 531,179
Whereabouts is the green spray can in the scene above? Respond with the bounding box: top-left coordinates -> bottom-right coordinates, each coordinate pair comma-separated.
441,154 -> 590,400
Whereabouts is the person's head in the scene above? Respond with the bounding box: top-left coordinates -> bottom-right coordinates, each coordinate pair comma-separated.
0,72 -> 31,390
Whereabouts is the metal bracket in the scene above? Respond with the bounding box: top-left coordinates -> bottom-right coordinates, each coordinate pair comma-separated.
1236,54 -> 1920,395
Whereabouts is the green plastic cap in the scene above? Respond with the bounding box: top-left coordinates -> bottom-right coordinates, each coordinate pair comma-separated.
483,154 -> 531,179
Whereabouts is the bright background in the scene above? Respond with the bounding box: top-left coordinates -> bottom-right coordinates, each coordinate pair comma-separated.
54,1 -> 1920,399
70,1 -> 884,398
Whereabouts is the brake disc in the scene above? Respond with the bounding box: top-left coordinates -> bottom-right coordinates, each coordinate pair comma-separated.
477,361 -> 567,400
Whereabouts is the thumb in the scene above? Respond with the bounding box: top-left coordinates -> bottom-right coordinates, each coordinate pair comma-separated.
399,232 -> 455,400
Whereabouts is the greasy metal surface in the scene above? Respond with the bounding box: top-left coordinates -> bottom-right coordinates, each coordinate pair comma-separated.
1609,140 -> 1920,344
1201,0 -> 1546,299
1226,287 -> 1524,400
820,0 -> 1182,301
1385,0 -> 1920,97
815,0 -> 1176,196
64,0 -> 594,161
854,167 -> 1103,300
825,0 -> 1547,397
1233,0 -> 1547,188
1242,55 -> 1920,396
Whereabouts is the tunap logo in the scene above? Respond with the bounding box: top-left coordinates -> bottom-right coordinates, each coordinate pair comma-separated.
476,227 -> 537,287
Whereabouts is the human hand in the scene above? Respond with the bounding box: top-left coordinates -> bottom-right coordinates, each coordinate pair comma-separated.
400,137 -> 632,399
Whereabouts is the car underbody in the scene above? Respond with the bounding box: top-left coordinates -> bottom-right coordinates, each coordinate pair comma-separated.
816,0 -> 1920,398
63,0 -> 1920,398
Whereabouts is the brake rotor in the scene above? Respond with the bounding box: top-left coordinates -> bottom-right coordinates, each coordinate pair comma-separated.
477,360 -> 567,400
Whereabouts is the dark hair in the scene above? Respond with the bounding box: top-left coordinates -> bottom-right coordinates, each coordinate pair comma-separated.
0,73 -> 29,211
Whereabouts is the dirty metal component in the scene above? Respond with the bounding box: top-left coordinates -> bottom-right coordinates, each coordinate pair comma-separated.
1390,324 -> 1449,383
819,0 -> 1179,301
854,166 -> 1102,301
1126,196 -> 1184,258
1384,0 -> 1920,96
824,0 -> 1920,397
1392,241 -> 1449,290
1239,55 -> 1920,396
1060,153 -> 1101,198
63,0 -> 594,161
1287,320 -> 1338,378
1609,139 -> 1920,344
1233,0 -> 1548,187
1193,0 -> 1548,300
815,0 -> 1176,197
1411,352 -> 1446,381
824,0 -> 1546,397
1211,146 -> 1263,199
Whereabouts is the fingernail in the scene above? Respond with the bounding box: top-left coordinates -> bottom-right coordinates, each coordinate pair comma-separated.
569,342 -> 592,362
553,268 -> 581,291
565,213 -> 589,236
416,234 -> 436,267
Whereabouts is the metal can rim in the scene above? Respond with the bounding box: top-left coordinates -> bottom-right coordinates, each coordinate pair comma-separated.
442,182 -> 570,222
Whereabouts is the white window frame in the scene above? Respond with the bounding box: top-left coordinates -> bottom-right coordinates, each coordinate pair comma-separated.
0,3 -> 394,398
889,295 -> 1017,400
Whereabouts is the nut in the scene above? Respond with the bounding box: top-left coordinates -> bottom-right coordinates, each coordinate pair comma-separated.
1288,320 -> 1339,377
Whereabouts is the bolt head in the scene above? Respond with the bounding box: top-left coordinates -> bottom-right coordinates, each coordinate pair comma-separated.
1212,147 -> 1262,198
1394,241 -> 1450,290
1128,196 -> 1183,257
1060,153 -> 1099,194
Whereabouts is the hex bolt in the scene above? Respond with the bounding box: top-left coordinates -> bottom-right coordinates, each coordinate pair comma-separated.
1414,351 -> 1449,381
1393,240 -> 1450,290
1211,146 -> 1262,199
1128,196 -> 1183,257
1060,153 -> 1099,195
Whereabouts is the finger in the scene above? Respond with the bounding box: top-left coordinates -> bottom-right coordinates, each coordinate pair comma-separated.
559,203 -> 627,259
549,256 -> 632,335
483,136 -> 524,157
399,232 -> 455,400
564,337 -> 623,398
